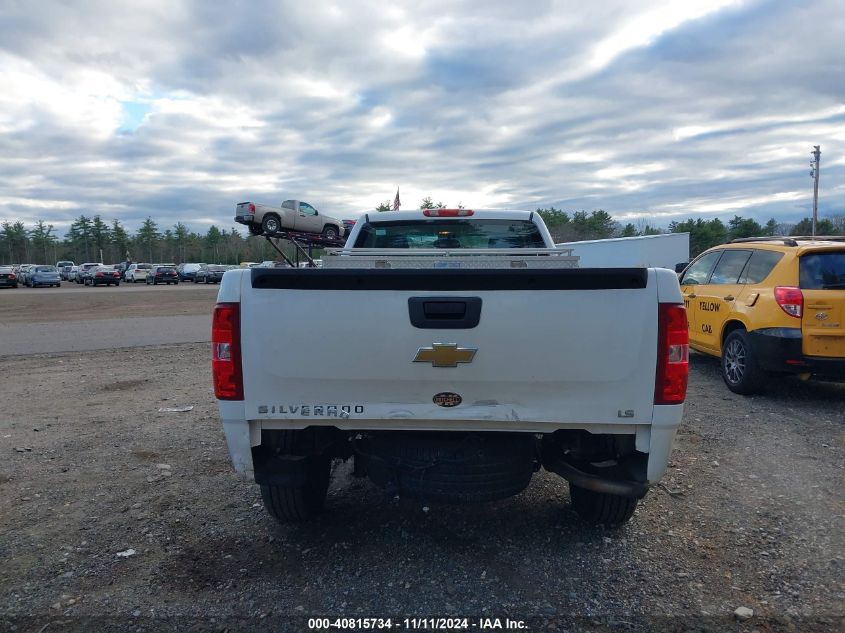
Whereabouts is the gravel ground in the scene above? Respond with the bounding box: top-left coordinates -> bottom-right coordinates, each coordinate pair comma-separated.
0,282 -> 217,325
1,341 -> 842,633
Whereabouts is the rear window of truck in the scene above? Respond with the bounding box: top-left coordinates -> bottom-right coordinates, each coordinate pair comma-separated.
353,219 -> 545,249
800,252 -> 845,289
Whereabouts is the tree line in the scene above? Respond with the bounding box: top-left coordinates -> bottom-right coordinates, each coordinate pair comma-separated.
2,205 -> 843,265
536,208 -> 844,257
0,215 -> 283,266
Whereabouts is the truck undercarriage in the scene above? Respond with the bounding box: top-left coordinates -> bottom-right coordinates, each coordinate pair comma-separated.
251,426 -> 649,526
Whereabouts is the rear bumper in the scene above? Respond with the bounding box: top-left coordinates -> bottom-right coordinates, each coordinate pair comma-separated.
219,407 -> 684,487
749,328 -> 845,377
234,215 -> 254,225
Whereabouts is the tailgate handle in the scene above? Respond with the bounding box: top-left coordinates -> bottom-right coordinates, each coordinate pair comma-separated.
408,297 -> 482,329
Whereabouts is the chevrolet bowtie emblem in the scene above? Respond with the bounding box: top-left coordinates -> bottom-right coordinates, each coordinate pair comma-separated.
413,343 -> 477,368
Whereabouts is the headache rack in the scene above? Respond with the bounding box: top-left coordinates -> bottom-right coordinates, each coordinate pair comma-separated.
322,247 -> 579,269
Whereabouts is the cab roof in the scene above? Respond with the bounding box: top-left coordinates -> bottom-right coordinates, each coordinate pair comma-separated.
353,209 -> 536,222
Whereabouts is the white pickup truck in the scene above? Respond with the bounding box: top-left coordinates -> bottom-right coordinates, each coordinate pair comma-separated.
214,209 -> 689,526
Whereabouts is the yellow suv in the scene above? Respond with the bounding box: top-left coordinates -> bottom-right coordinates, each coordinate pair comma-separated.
679,237 -> 845,394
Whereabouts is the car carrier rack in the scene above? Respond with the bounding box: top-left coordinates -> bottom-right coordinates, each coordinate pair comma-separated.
260,229 -> 346,268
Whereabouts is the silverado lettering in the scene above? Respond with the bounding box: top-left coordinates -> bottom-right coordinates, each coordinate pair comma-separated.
258,405 -> 365,416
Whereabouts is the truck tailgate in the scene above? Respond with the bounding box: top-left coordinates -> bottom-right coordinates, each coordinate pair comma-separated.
239,268 -> 659,428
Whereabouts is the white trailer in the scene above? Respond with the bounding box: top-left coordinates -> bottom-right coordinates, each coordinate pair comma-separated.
556,233 -> 689,270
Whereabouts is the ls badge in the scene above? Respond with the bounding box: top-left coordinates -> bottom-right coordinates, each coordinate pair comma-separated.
414,343 -> 477,368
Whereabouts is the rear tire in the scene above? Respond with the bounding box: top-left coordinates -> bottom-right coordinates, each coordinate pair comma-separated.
721,329 -> 765,395
259,430 -> 331,523
261,214 -> 282,234
322,225 -> 339,240
569,484 -> 639,526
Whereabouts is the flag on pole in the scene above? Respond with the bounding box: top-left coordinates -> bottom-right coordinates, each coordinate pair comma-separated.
393,187 -> 401,210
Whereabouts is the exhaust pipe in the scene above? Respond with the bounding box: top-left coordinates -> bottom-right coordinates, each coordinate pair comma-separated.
545,457 -> 648,498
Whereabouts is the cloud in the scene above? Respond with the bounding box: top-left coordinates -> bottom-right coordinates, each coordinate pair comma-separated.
0,0 -> 843,237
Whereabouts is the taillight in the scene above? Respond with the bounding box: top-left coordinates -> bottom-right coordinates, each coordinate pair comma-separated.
423,209 -> 474,217
9,274 -> 15,280
248,203 -> 256,214
212,303 -> 243,400
774,286 -> 803,318
655,303 -> 689,405
95,272 -> 103,277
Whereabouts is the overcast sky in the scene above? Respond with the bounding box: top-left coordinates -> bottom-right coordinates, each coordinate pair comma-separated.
1,0 -> 843,234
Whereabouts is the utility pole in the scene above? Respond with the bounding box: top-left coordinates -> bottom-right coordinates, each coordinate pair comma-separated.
810,145 -> 821,236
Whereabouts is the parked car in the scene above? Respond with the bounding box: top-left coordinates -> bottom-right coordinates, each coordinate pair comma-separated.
67,266 -> 79,281
27,265 -> 62,288
76,263 -> 103,284
0,266 -> 18,288
59,265 -> 73,280
125,263 -> 153,283
113,262 -> 131,280
342,219 -> 357,237
234,199 -> 345,239
194,264 -> 229,284
146,266 -> 179,285
86,266 -> 121,287
17,264 -> 35,286
177,263 -> 206,282
679,236 -> 845,394
56,260 -> 75,272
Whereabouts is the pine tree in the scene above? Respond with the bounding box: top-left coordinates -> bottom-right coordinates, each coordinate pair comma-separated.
110,220 -> 130,261
135,217 -> 161,262
29,220 -> 58,263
